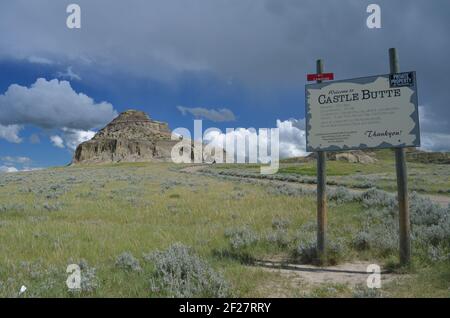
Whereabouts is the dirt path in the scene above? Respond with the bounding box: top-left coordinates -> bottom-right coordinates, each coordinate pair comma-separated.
253,259 -> 401,297
180,164 -> 450,207
255,260 -> 396,286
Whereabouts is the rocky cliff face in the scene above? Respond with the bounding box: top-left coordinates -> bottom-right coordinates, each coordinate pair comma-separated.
72,110 -> 179,164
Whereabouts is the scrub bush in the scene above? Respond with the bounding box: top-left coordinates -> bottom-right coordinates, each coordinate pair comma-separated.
145,243 -> 231,297
115,252 -> 142,272
224,226 -> 259,250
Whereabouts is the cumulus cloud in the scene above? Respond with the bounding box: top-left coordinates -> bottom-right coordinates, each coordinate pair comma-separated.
289,118 -> 305,131
50,135 -> 64,148
0,156 -> 31,164
50,128 -> 95,151
0,77 -> 108,152
0,124 -> 22,143
61,128 -> 95,151
27,56 -> 54,65
204,119 -> 307,159
204,128 -> 258,156
0,78 -> 117,130
0,155 -> 41,173
0,165 -> 18,173
177,106 -> 236,122
276,119 -> 307,158
0,165 -> 42,173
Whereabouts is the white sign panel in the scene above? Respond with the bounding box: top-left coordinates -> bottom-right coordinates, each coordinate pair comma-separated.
305,72 -> 420,152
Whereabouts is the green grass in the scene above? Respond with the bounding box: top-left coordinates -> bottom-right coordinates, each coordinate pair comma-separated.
0,162 -> 448,297
207,149 -> 450,195
278,161 -> 389,176
0,163 -> 313,297
383,262 -> 450,297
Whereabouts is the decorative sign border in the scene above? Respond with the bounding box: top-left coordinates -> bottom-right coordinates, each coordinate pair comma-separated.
305,72 -> 420,152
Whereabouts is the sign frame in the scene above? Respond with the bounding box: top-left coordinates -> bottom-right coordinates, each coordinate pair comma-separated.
305,72 -> 420,152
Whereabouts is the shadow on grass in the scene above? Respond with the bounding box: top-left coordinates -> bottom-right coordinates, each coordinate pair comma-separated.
211,248 -> 256,265
253,259 -> 392,275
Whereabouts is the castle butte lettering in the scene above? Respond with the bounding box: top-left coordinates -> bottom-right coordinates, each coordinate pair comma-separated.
365,129 -> 402,138
318,88 -> 401,104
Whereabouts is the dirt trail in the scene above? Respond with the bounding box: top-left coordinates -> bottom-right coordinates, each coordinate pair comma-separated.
254,260 -> 395,285
180,164 -> 450,207
253,259 -> 401,297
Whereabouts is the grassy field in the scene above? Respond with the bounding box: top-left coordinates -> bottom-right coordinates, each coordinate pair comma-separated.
280,150 -> 450,195
206,149 -> 450,196
0,162 -> 449,297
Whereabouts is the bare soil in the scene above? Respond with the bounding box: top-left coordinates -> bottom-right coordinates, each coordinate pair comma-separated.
257,259 -> 396,285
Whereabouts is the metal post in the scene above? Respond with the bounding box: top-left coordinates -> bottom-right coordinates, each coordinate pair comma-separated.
316,59 -> 327,261
389,48 -> 411,265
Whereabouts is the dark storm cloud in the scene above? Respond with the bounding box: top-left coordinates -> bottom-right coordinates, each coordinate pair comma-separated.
0,0 -> 448,135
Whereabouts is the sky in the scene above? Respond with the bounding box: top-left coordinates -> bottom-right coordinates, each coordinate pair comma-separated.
0,0 -> 449,171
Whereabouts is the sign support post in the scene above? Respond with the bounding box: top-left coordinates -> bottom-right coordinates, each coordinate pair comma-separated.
389,48 -> 412,265
315,59 -> 327,262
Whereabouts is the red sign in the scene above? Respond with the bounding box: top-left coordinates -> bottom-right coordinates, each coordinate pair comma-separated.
307,73 -> 334,81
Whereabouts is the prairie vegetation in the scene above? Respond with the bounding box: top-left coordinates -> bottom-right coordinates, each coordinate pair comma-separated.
203,149 -> 450,195
0,159 -> 448,297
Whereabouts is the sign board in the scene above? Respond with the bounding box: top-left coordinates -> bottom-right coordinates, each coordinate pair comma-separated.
305,72 -> 420,152
307,73 -> 334,81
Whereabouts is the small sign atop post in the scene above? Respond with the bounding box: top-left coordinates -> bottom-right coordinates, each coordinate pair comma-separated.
307,73 -> 334,82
